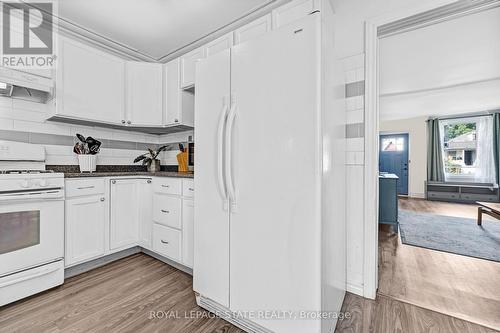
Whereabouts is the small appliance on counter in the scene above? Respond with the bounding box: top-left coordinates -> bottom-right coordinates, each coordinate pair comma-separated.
0,141 -> 65,306
187,140 -> 194,172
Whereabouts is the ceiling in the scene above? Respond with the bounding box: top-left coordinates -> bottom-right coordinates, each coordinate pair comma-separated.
57,0 -> 277,61
379,6 -> 500,121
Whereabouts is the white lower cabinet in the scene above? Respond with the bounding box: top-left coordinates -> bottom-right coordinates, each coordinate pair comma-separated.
138,179 -> 153,250
153,194 -> 182,229
152,224 -> 182,261
64,177 -> 193,269
110,179 -> 140,250
182,199 -> 194,268
65,194 -> 107,267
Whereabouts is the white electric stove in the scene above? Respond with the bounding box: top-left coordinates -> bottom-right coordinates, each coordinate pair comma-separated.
0,141 -> 65,306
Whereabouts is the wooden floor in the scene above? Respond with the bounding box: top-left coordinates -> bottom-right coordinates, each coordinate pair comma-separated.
2,199 -> 499,333
0,254 -> 244,333
335,292 -> 498,333
377,198 -> 500,331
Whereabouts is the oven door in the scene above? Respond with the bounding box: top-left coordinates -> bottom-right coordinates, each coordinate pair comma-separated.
0,198 -> 64,277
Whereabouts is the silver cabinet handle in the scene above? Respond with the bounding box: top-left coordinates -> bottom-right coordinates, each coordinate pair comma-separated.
127,120 -> 131,124
77,186 -> 95,190
161,209 -> 170,213
100,197 -> 105,202
161,240 -> 169,244
111,180 -> 116,184
188,188 -> 194,191
121,120 -> 126,124
174,119 -> 179,123
161,185 -> 170,188
147,180 -> 151,184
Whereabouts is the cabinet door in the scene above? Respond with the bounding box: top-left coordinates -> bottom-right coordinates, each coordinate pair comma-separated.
271,0 -> 318,29
165,59 -> 181,125
110,179 -> 139,250
126,62 -> 163,126
182,199 -> 194,268
180,47 -> 205,88
205,33 -> 233,57
65,195 -> 106,267
138,179 -> 153,250
234,14 -> 272,45
57,37 -> 125,125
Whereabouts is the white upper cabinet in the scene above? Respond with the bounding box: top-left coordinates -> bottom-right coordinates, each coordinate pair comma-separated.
234,14 -> 272,45
271,0 -> 319,29
179,46 -> 206,89
125,62 -> 163,126
56,37 -> 125,125
164,59 -> 194,127
205,32 -> 233,57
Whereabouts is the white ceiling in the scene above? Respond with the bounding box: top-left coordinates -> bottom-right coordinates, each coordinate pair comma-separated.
57,0 -> 275,61
379,6 -> 500,121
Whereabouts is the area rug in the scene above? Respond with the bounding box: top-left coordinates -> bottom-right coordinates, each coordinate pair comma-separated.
398,210 -> 500,262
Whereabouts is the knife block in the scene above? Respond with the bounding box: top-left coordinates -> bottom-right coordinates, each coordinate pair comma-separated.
177,150 -> 189,173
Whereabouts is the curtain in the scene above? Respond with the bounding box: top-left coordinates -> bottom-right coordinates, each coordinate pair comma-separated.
474,116 -> 495,184
427,118 -> 445,182
493,113 -> 500,185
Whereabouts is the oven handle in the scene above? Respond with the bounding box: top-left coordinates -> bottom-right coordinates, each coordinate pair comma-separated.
0,265 -> 60,288
0,189 -> 64,201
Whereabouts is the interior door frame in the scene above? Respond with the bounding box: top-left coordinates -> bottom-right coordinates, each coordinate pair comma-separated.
362,0 -> 500,299
379,131 -> 410,196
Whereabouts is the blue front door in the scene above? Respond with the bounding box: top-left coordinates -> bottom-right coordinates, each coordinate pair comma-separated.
379,133 -> 409,195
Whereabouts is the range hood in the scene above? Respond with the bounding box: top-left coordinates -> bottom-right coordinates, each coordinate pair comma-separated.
0,67 -> 53,103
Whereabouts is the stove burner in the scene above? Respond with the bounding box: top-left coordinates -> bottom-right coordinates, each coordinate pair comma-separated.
0,170 -> 55,175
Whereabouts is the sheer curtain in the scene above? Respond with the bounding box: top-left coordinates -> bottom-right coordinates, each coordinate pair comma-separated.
474,116 -> 496,184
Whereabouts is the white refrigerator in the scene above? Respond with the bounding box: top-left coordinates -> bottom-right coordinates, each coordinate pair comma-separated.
194,11 -> 345,333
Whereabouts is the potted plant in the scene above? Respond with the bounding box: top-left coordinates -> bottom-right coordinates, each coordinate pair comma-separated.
73,134 -> 101,173
134,146 -> 169,172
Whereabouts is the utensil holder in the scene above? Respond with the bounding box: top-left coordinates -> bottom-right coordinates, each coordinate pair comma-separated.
78,154 -> 97,173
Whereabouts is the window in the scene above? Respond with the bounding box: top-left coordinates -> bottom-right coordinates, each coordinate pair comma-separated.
381,137 -> 404,152
439,116 -> 495,184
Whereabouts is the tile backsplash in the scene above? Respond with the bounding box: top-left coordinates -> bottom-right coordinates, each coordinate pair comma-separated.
0,95 -> 192,166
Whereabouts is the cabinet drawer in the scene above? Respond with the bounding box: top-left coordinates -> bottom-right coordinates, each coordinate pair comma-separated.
427,191 -> 459,200
182,179 -> 194,198
66,179 -> 105,198
153,194 -> 181,229
153,178 -> 182,195
152,223 -> 181,261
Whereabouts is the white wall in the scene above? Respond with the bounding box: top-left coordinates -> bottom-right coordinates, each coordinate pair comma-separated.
380,117 -> 427,198
332,0 -> 456,297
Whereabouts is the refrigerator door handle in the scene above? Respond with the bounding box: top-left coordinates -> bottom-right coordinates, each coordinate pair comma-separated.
217,95 -> 229,210
225,94 -> 237,212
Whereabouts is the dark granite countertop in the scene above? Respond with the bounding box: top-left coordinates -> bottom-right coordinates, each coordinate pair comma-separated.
64,171 -> 194,179
46,165 -> 193,179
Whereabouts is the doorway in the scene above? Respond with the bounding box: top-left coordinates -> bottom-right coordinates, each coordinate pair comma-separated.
379,133 -> 409,195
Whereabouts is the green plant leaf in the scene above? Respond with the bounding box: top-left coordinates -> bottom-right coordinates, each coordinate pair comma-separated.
133,154 -> 146,163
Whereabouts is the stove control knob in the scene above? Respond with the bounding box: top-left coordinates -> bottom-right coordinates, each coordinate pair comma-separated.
39,179 -> 48,187
20,179 -> 30,188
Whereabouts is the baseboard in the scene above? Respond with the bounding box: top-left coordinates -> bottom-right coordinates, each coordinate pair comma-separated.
196,294 -> 273,333
141,248 -> 193,275
65,247 -> 141,278
64,247 -> 192,279
346,282 -> 364,296
409,192 -> 425,199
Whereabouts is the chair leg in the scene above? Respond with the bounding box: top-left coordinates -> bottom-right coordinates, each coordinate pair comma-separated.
477,207 -> 483,226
